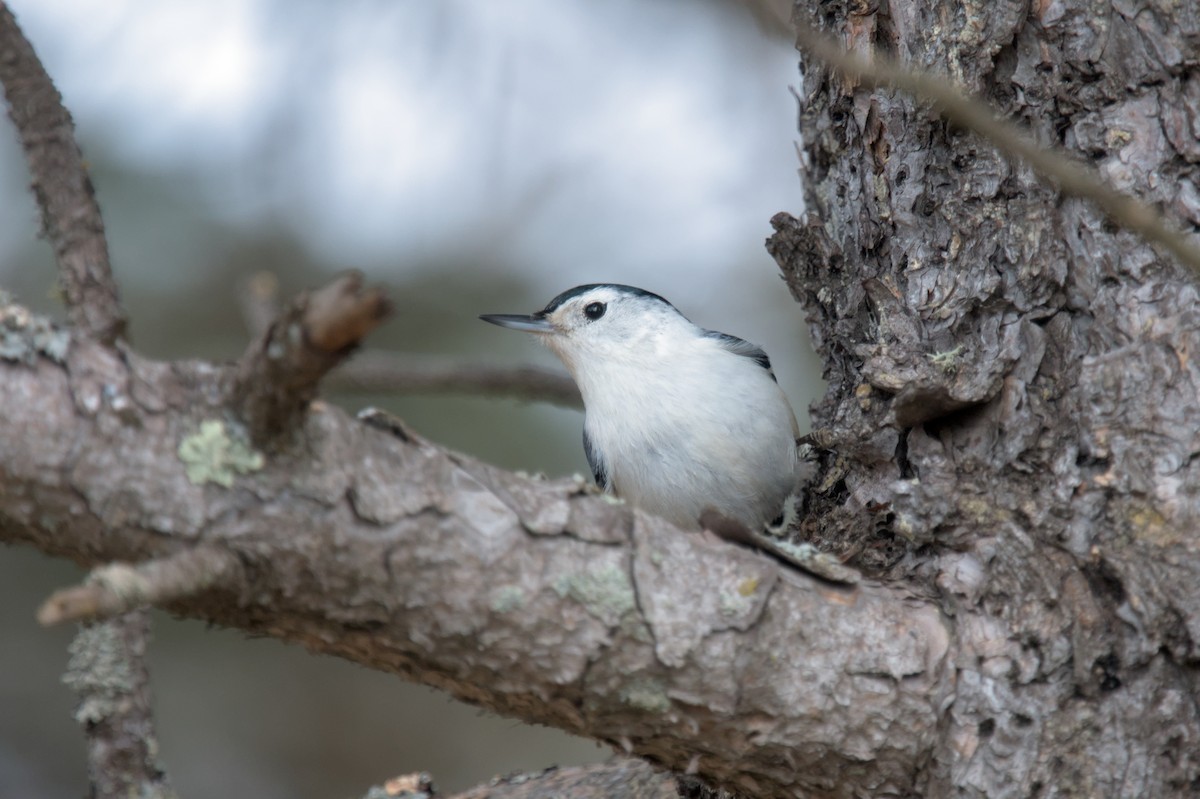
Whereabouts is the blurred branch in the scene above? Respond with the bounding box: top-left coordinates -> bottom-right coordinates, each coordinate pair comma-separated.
237,271 -> 282,339
64,611 -> 177,799
238,272 -> 580,407
0,2 -> 127,344
734,0 -> 794,38
792,16 -> 1200,276
329,351 -> 582,408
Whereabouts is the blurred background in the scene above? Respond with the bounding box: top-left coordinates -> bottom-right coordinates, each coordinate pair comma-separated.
0,1 -> 820,797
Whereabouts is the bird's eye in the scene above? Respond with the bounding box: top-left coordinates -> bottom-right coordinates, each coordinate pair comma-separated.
583,302 -> 606,320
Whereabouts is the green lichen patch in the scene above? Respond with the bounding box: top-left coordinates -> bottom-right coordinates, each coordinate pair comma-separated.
0,298 -> 71,364
927,344 -> 965,374
490,585 -> 526,614
178,420 -> 264,487
621,617 -> 654,644
64,622 -> 138,725
554,563 -> 636,624
719,589 -> 752,617
621,678 -> 670,713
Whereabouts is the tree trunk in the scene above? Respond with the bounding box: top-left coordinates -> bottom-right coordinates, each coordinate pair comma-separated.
768,0 -> 1200,794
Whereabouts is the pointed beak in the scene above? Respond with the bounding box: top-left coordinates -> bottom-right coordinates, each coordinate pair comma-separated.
479,313 -> 556,333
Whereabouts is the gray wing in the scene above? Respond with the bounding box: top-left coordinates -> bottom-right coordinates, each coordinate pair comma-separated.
704,330 -> 776,381
582,427 -> 610,490
707,329 -> 798,439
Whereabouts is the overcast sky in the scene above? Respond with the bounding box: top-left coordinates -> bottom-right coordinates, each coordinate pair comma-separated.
1,0 -> 818,398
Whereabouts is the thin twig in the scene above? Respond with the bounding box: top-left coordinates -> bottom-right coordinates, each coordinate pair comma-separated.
38,546 -> 242,626
63,611 -> 178,799
0,3 -> 127,343
329,351 -> 582,408
792,17 -> 1200,276
236,273 -> 578,408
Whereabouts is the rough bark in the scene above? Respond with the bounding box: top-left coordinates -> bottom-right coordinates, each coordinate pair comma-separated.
0,323 -> 950,797
64,610 -> 177,799
442,758 -> 677,799
771,0 -> 1200,795
0,1 -> 126,344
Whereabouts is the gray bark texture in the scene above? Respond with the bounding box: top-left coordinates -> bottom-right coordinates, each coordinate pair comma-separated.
0,2 -> 125,344
64,611 -> 177,799
2,0 -> 1200,797
769,0 -> 1200,796
0,334 -> 949,797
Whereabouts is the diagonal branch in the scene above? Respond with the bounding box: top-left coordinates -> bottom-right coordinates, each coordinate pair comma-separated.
0,298 -> 953,799
0,2 -> 127,344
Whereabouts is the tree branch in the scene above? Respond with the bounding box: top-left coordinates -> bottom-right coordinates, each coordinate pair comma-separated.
0,2 -> 127,343
38,546 -> 242,626
0,297 -> 952,798
237,271 -> 580,407
64,611 -> 178,799
328,351 -> 582,408
229,270 -> 390,444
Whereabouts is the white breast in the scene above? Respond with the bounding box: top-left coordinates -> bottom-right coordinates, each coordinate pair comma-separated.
574,330 -> 798,529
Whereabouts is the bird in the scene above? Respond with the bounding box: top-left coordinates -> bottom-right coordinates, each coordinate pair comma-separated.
481,283 -> 804,531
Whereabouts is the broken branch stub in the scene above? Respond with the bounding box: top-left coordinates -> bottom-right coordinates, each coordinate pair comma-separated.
230,270 -> 390,444
38,546 -> 243,626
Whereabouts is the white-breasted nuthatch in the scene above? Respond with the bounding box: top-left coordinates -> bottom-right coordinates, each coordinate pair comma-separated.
481,284 -> 803,531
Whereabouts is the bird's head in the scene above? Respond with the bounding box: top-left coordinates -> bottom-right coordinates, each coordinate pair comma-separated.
481,284 -> 686,372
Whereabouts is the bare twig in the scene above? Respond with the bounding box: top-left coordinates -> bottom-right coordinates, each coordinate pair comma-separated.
792,17 -> 1200,276
64,611 -> 178,799
329,351 -> 582,408
230,270 -> 390,444
0,2 -> 127,343
237,272 -> 580,407
39,546 -> 242,626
